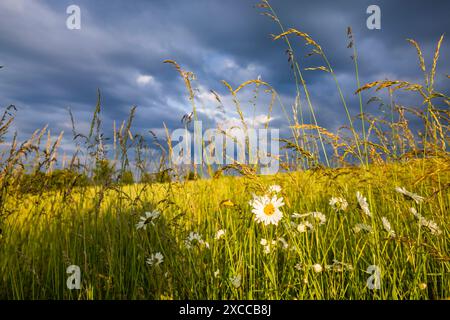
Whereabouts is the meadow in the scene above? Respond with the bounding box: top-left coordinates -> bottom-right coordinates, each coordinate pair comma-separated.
0,0 -> 448,299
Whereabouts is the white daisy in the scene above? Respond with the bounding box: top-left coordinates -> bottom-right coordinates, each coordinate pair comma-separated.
268,184 -> 282,194
353,223 -> 373,234
260,238 -> 277,254
146,252 -> 164,266
277,237 -> 289,250
381,217 -> 396,238
294,263 -> 303,271
312,264 -> 323,273
395,187 -> 424,204
291,212 -> 304,219
329,197 -> 348,212
325,259 -> 353,272
136,210 -> 160,230
311,212 -> 326,225
185,231 -> 209,249
230,274 -> 241,288
297,221 -> 314,233
215,229 -> 226,240
214,269 -> 220,278
410,208 -> 442,235
356,191 -> 371,217
409,207 -> 420,219
292,212 -> 325,224
250,194 -> 284,226
419,219 -> 442,236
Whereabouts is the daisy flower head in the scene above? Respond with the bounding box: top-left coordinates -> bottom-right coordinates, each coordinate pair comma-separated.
268,184 -> 282,194
215,229 -> 226,240
395,187 -> 424,204
410,208 -> 442,236
136,210 -> 160,230
353,223 -> 373,234
250,194 -> 284,226
329,197 -> 348,212
277,237 -> 289,250
185,231 -> 209,249
356,191 -> 371,217
381,217 -> 396,238
260,238 -> 277,254
311,212 -> 326,225
297,221 -> 314,233
312,264 -> 323,273
230,274 -> 242,288
146,252 -> 164,267
325,260 -> 353,272
419,219 -> 442,236
214,269 -> 220,278
410,207 -> 441,235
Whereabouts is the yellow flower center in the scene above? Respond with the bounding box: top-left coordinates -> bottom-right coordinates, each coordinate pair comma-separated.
263,203 -> 276,216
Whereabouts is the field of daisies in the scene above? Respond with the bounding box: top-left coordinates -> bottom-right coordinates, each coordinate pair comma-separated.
0,159 -> 448,299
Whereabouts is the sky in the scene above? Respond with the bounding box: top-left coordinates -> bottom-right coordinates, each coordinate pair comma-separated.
0,0 -> 448,159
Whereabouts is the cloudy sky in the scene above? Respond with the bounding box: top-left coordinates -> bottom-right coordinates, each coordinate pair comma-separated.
0,0 -> 448,157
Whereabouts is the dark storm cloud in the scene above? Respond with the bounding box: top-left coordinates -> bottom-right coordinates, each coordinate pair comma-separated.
0,0 -> 448,153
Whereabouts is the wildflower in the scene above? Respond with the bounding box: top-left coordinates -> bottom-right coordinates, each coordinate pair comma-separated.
292,212 -> 325,224
409,207 -> 420,219
356,191 -> 371,217
325,260 -> 353,272
230,274 -> 241,288
291,212 -> 304,219
268,184 -> 282,194
214,269 -> 220,278
410,208 -> 442,235
294,263 -> 303,271
260,238 -> 277,254
297,221 -> 314,233
312,264 -> 323,273
311,212 -> 326,225
381,217 -> 396,238
419,283 -> 427,290
250,194 -> 284,226
329,197 -> 348,212
136,210 -> 160,230
215,229 -> 226,240
353,223 -> 373,234
146,252 -> 164,267
419,219 -> 442,236
185,231 -> 209,249
395,187 -> 424,204
277,237 -> 289,250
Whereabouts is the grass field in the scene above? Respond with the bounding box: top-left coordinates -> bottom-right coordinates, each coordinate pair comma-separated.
0,159 -> 448,299
0,0 -> 449,300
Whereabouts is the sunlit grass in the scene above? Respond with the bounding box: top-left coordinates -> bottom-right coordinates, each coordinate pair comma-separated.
1,159 -> 448,299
